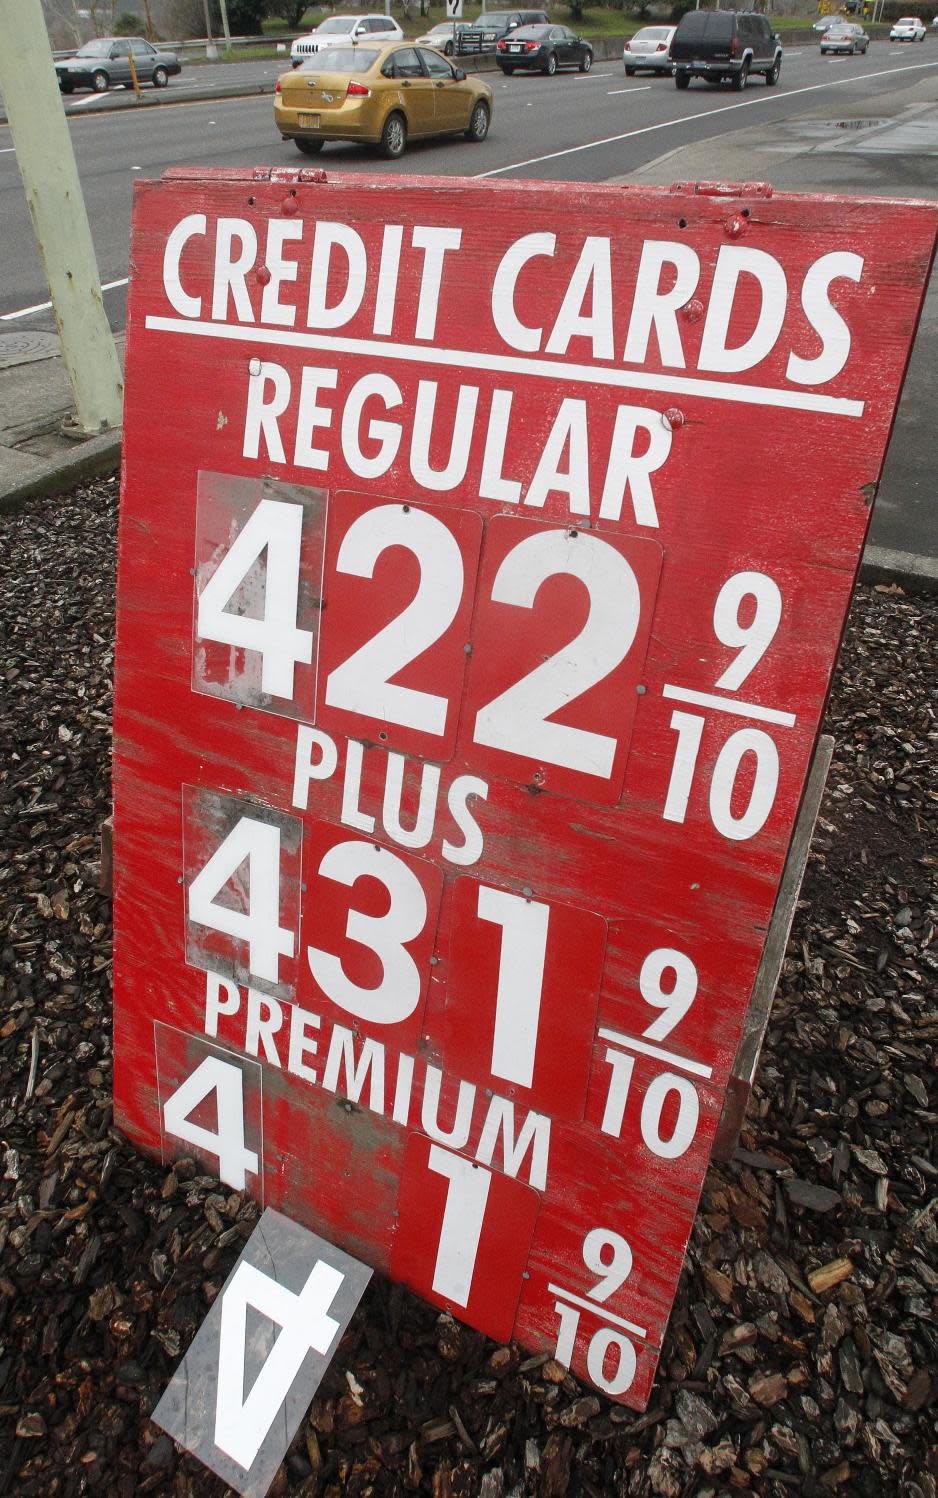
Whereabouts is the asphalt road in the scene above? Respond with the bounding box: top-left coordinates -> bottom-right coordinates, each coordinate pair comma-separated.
3,43 -> 938,334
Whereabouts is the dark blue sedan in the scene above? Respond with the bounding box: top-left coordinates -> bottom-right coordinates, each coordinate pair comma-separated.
496,24 -> 594,75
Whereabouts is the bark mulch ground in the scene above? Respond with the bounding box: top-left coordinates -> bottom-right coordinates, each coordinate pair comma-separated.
1,477 -> 935,1498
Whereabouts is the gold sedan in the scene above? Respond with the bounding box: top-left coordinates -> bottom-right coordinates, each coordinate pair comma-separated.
275,41 -> 493,160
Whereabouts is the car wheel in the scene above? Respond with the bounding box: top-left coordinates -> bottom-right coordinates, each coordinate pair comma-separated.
466,98 -> 490,140
152,65 -> 169,88
544,50 -> 557,75
378,111 -> 407,160
444,40 -> 453,55
625,66 -> 635,75
675,68 -> 690,88
92,69 -> 109,92
731,58 -> 750,90
500,64 -> 514,73
59,77 -> 74,93
766,55 -> 780,83
580,51 -> 592,71
295,137 -> 324,154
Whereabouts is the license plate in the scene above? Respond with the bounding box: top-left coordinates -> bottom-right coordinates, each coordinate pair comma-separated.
298,112 -> 320,128
484,32 -> 495,39
509,43 -> 521,50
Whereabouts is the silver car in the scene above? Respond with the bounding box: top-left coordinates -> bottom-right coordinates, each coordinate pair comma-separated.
415,20 -> 472,56
820,21 -> 869,52
623,25 -> 676,75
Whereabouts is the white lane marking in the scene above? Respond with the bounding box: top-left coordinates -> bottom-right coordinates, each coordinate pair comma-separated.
0,147 -> 17,153
1,277 -> 129,321
475,56 -> 938,176
608,85 -> 652,94
67,94 -> 105,109
143,312 -> 865,418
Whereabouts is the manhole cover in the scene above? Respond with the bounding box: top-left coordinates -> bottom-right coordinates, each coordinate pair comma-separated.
0,330 -> 61,370
829,118 -> 887,131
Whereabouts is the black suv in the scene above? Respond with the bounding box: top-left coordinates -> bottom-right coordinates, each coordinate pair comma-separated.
457,9 -> 549,53
670,10 -> 782,89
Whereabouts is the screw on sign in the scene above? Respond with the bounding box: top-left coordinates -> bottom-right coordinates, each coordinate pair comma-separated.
111,170 -> 937,1415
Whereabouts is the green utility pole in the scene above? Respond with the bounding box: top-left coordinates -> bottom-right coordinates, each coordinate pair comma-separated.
0,0 -> 123,435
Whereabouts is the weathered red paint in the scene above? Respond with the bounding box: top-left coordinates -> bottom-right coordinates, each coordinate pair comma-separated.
112,168 -> 937,1408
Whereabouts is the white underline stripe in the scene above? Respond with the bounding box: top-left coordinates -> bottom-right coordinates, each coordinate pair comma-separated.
142,316 -> 864,417
547,1284 -> 648,1339
663,683 -> 797,726
598,1028 -> 713,1079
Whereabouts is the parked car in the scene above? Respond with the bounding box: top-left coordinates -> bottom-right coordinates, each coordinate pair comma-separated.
889,15 -> 927,39
54,36 -> 181,93
415,20 -> 472,56
275,42 -> 492,159
291,15 -> 403,67
820,20 -> 869,51
496,24 -> 593,73
623,25 -> 676,75
671,10 -> 782,88
457,10 -> 549,54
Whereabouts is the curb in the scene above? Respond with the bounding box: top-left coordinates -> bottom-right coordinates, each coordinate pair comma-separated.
859,544 -> 938,595
0,428 -> 122,514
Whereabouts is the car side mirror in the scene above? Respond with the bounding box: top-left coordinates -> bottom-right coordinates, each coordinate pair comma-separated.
453,67 -> 467,78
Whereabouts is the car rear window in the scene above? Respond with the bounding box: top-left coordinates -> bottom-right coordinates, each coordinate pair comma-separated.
634,27 -> 671,40
676,11 -> 734,42
301,46 -> 379,70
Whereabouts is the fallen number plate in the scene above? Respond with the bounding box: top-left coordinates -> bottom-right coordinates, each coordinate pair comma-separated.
152,1210 -> 372,1496
112,168 -> 938,1408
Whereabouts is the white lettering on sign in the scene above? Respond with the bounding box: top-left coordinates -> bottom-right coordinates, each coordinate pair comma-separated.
472,527 -> 642,778
196,495 -> 314,699
215,1257 -> 343,1470
162,1054 -> 259,1190
307,840 -> 428,1025
157,217 -> 867,402
550,1226 -> 642,1394
324,504 -> 464,736
242,365 -> 671,526
427,1145 -> 491,1306
201,982 -> 554,1192
188,816 -> 294,985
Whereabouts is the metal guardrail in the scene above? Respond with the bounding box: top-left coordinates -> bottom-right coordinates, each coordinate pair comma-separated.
51,33 -> 296,62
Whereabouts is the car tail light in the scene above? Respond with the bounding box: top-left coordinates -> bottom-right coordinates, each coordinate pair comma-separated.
656,42 -> 666,50
275,78 -> 281,92
525,40 -> 538,49
623,41 -> 631,50
730,34 -> 738,54
346,80 -> 370,96
497,39 -> 505,48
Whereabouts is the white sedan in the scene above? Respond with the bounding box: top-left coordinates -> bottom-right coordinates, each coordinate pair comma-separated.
890,15 -> 927,40
623,25 -> 676,75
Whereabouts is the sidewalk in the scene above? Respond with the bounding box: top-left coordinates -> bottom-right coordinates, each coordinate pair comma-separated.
0,335 -> 123,512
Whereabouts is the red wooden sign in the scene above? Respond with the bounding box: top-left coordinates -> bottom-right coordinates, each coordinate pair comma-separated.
112,168 -> 937,1409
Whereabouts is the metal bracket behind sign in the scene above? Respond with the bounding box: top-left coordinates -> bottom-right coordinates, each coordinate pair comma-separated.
711,734 -> 835,1162
152,1209 -> 372,1498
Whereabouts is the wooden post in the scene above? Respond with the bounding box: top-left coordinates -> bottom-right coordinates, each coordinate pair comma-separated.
0,0 -> 123,435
